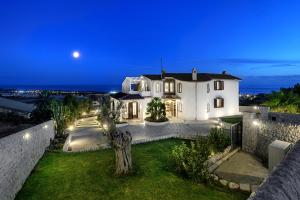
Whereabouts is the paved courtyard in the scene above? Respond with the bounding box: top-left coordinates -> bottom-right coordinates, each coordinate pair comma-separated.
215,151 -> 268,185
63,118 -> 216,152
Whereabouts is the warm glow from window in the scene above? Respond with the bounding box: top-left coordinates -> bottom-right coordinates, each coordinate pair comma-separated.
170,82 -> 174,92
164,82 -> 169,92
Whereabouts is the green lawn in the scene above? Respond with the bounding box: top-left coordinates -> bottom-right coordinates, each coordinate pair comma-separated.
221,116 -> 242,124
16,139 -> 248,200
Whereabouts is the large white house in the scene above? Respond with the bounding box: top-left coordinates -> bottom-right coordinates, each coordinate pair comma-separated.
111,68 -> 241,121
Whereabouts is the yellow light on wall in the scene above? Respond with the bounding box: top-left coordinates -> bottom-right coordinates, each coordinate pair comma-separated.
23,132 -> 30,140
103,124 -> 108,130
253,120 -> 259,126
43,125 -> 48,129
68,125 -> 74,131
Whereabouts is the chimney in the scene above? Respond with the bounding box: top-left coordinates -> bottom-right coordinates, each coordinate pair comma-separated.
192,68 -> 197,81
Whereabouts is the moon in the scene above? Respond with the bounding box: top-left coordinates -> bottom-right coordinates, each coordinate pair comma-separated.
72,51 -> 80,59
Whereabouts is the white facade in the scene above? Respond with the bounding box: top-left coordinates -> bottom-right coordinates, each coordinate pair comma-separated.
114,69 -> 240,121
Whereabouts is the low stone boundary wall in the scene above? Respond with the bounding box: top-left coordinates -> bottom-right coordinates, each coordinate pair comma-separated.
0,120 -> 55,200
242,112 -> 300,162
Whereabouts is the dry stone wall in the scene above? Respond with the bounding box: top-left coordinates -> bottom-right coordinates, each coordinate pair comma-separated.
242,112 -> 300,162
0,120 -> 54,200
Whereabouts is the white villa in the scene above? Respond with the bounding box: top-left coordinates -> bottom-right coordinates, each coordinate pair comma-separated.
111,68 -> 241,121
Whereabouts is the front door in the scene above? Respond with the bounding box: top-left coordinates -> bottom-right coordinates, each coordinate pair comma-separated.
128,102 -> 138,119
165,100 -> 176,117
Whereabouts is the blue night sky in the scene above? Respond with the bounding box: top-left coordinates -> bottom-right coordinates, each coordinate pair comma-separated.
0,0 -> 299,88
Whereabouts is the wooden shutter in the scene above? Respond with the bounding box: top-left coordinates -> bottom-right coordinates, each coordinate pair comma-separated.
214,81 -> 217,90
214,99 -> 217,108
221,81 -> 224,90
221,98 -> 224,107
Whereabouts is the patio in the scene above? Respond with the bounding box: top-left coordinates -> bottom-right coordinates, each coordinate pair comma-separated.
63,117 -> 216,152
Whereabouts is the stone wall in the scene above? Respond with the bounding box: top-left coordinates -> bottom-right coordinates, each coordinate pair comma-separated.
268,112 -> 300,124
242,112 -> 300,162
0,120 -> 54,200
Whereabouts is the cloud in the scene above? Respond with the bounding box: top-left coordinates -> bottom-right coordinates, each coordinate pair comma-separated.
216,58 -> 300,65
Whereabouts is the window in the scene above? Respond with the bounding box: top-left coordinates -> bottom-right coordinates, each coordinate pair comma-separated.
214,81 -> 224,90
156,83 -> 160,93
177,83 -> 182,93
164,82 -> 169,93
170,82 -> 174,93
214,98 -> 224,108
164,79 -> 175,93
207,83 -> 210,93
178,102 -> 182,112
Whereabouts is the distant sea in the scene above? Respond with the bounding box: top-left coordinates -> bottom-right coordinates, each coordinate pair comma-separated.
0,76 -> 299,95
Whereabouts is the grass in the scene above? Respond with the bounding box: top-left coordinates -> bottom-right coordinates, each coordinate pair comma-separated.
221,116 -> 242,124
16,139 -> 248,200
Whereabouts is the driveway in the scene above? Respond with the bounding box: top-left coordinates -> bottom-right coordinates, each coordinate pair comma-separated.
63,118 -> 216,152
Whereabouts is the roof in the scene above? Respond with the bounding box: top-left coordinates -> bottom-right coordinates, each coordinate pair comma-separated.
0,97 -> 36,113
142,73 -> 241,82
110,92 -> 144,100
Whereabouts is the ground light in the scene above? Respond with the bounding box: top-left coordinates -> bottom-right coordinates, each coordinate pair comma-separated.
253,120 -> 260,126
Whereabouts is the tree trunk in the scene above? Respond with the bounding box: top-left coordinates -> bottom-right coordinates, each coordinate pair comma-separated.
111,130 -> 132,175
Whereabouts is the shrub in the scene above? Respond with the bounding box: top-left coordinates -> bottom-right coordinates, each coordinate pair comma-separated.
171,137 -> 211,183
208,128 -> 231,152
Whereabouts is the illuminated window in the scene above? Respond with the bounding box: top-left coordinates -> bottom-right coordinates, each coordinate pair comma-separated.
164,82 -> 169,93
214,98 -> 224,108
170,82 -> 174,93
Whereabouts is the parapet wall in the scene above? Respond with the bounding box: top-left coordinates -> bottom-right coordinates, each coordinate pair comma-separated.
0,120 -> 55,200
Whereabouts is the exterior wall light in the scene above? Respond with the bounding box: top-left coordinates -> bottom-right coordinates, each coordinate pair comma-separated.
103,124 -> 108,130
68,125 -> 74,131
253,106 -> 258,110
253,120 -> 259,126
43,125 -> 48,129
23,132 -> 30,140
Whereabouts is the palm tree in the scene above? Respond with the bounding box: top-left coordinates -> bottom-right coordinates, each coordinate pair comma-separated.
146,97 -> 167,121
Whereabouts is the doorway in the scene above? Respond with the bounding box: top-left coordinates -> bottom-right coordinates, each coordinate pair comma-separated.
128,102 -> 138,119
165,100 -> 176,118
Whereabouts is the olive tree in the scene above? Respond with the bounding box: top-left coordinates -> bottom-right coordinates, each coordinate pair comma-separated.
98,96 -> 132,175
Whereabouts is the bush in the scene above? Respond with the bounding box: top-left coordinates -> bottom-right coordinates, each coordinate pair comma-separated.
208,128 -> 231,152
171,137 -> 211,183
